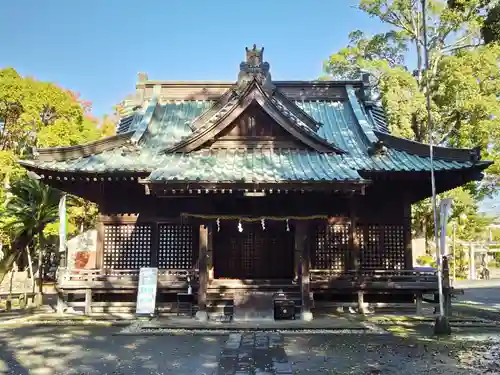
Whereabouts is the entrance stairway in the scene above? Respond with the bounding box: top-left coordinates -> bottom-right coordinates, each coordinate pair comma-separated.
206,280 -> 301,321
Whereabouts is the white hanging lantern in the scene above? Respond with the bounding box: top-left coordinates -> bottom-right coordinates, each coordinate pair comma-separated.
261,218 -> 266,230
238,219 -> 243,232
216,218 -> 220,232
286,219 -> 290,232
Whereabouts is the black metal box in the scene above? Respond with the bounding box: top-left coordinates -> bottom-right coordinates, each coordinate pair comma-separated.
273,293 -> 295,320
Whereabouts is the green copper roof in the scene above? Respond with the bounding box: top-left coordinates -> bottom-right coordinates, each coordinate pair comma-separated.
23,90 -> 479,180
147,149 -> 362,183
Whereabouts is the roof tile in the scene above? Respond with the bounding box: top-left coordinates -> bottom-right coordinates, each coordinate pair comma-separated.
23,96 -> 476,177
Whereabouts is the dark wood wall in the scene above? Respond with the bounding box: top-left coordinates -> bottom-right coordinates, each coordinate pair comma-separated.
93,189 -> 412,273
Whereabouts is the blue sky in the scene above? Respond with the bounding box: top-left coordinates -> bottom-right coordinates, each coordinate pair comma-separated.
2,1 -> 498,213
1,0 -> 389,116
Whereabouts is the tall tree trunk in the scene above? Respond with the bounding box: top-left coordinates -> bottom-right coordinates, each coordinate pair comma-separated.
0,248 -> 23,285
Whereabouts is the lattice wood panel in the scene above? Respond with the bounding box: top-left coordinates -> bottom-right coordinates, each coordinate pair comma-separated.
382,225 -> 405,270
157,224 -> 194,269
358,224 -> 405,270
103,224 -> 152,269
213,222 -> 294,279
241,231 -> 255,278
312,223 -> 350,271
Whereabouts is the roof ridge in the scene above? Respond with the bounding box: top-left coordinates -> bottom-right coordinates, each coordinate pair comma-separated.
271,90 -> 321,131
164,80 -> 345,154
374,130 -> 482,162
129,97 -> 160,144
345,85 -> 378,147
30,131 -> 136,162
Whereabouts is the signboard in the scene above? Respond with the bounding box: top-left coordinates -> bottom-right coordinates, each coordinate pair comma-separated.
136,267 -> 158,316
67,230 -> 97,269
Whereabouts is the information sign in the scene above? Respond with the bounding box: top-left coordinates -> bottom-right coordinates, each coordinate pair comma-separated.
136,267 -> 158,316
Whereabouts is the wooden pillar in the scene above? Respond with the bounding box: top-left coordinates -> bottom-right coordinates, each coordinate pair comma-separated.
95,217 -> 104,269
56,290 -> 68,314
350,198 -> 365,314
403,199 -> 413,269
196,224 -> 209,321
297,221 -> 313,320
207,224 -> 214,281
84,289 -> 92,315
349,198 -> 360,272
150,222 -> 159,267
442,256 -> 452,316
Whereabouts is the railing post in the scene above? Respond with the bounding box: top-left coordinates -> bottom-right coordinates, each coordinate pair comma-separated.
442,256 -> 451,316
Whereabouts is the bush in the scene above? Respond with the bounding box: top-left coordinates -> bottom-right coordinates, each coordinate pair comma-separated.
416,255 -> 436,267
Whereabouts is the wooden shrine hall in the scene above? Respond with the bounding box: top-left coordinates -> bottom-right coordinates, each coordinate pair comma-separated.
20,45 -> 492,319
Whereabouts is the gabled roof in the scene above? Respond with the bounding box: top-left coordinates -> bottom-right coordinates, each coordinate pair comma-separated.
165,80 -> 344,154
19,45 -> 492,189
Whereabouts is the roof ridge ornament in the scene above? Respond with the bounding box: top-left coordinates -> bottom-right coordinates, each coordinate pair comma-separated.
236,45 -> 275,95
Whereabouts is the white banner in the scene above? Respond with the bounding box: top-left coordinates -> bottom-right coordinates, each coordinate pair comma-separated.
58,194 -> 67,254
439,199 -> 453,256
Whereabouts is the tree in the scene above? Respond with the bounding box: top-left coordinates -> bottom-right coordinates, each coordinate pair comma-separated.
0,68 -> 109,284
1,178 -> 61,290
482,2 -> 500,44
99,114 -> 118,138
324,0 -> 499,246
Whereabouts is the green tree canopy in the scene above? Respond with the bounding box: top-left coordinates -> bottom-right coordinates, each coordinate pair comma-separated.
0,68 -> 112,281
324,0 -> 500,244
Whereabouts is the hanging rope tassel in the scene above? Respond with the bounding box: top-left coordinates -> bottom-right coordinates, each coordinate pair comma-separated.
261,218 -> 266,230
216,218 -> 220,232
286,219 -> 290,232
238,219 -> 243,232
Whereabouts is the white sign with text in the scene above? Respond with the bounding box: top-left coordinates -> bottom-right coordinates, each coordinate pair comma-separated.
136,267 -> 158,316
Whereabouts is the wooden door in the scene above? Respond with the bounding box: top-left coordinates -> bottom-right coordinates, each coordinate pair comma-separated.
213,221 -> 294,279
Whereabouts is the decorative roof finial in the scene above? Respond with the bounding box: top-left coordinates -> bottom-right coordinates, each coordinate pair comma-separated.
137,72 -> 148,83
245,44 -> 264,67
237,45 -> 274,94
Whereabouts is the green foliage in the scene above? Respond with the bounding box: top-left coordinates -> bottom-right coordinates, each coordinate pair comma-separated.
416,254 -> 436,267
0,67 -> 109,280
478,1 -> 500,44
99,115 -> 118,138
325,0 -> 500,254
0,178 -> 62,283
450,243 -> 470,279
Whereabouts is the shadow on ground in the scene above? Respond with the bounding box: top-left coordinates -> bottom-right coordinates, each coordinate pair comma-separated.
0,325 -> 222,375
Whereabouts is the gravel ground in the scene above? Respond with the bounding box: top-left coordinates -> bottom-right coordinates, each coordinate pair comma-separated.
0,325 -> 500,374
286,332 -> 500,374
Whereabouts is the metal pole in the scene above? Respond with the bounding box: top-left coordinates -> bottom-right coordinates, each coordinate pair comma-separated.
452,222 -> 456,284
422,0 -> 445,318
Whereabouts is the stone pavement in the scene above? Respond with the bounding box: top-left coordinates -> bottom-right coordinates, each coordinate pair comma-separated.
0,324 -> 500,374
217,332 -> 292,375
140,316 -> 368,331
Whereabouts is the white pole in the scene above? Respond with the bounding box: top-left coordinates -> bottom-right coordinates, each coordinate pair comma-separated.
452,222 -> 456,284
421,0 -> 445,319
58,194 -> 68,268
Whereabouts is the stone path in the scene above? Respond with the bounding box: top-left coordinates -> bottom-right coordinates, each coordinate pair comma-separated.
217,332 -> 292,374
1,324 -> 500,374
